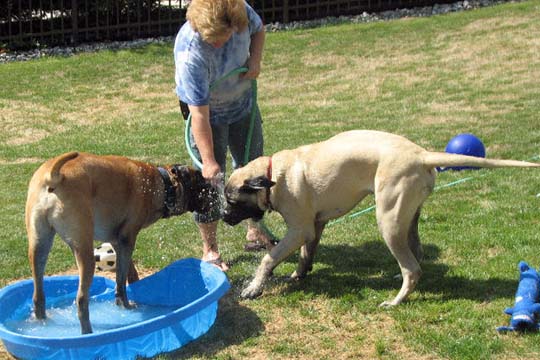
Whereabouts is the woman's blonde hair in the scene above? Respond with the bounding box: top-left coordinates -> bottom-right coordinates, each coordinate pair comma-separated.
187,0 -> 249,43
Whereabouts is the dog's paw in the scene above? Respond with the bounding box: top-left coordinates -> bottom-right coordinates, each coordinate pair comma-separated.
125,301 -> 137,309
241,285 -> 263,299
34,305 -> 47,320
115,297 -> 137,309
289,271 -> 306,281
379,300 -> 399,308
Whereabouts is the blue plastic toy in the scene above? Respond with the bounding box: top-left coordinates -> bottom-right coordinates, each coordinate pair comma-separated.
439,133 -> 486,171
497,261 -> 540,332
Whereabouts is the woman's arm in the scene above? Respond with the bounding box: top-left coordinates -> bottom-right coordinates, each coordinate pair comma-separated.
189,104 -> 221,180
242,27 -> 265,79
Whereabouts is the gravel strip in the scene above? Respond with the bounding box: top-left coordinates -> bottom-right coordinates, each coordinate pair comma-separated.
0,0 -> 514,64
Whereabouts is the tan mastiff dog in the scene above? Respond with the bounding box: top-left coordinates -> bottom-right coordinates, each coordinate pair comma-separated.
222,130 -> 540,305
25,151 -> 214,334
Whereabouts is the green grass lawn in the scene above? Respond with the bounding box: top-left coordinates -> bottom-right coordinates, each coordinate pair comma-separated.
1,1 -> 540,358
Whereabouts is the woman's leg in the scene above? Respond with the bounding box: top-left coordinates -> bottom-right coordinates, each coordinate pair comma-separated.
229,107 -> 275,250
188,122 -> 230,270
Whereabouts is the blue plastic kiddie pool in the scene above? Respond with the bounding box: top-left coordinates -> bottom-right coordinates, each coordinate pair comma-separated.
0,258 -> 230,360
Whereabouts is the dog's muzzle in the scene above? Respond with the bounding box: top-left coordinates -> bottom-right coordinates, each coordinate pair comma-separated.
222,202 -> 265,226
171,165 -> 216,215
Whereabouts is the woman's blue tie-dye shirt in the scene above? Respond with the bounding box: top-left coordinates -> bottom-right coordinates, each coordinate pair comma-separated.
174,3 -> 263,125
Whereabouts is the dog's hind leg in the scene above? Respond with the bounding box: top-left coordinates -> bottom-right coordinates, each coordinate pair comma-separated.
27,215 -> 55,321
375,178 -> 428,307
292,220 -> 326,280
377,210 -> 422,306
55,205 -> 95,334
408,209 -> 424,262
72,237 -> 95,334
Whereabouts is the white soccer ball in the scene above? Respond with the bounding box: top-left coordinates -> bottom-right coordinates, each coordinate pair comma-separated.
94,242 -> 116,271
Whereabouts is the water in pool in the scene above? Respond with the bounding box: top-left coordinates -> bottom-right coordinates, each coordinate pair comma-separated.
5,299 -> 177,337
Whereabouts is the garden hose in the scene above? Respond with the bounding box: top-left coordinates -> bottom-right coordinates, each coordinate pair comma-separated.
184,67 -> 278,241
185,70 -> 540,237
329,154 -> 540,226
184,67 -> 257,169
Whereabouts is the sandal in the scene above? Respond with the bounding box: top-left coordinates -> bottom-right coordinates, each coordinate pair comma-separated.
244,239 -> 280,252
244,240 -> 267,252
204,257 -> 230,271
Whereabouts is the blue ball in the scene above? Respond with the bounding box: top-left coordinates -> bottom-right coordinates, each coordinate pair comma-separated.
444,133 -> 486,171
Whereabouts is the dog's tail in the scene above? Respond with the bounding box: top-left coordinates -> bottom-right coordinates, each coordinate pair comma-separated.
45,152 -> 79,190
422,152 -> 540,170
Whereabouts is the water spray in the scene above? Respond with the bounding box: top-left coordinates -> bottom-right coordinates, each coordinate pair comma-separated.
184,67 -> 278,241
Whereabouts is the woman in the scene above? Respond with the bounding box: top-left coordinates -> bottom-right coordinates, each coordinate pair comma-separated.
174,0 -> 272,271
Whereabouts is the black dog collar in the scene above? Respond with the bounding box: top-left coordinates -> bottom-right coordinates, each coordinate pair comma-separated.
158,167 -> 176,218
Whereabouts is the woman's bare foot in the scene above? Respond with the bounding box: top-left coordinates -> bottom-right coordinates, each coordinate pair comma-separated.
202,250 -> 230,271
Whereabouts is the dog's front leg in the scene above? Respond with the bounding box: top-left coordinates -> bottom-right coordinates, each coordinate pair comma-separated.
292,221 -> 325,280
241,227 -> 306,299
127,260 -> 140,284
114,235 -> 136,308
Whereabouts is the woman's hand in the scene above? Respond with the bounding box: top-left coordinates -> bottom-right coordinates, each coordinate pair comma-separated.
241,28 -> 265,80
189,104 -> 222,184
241,57 -> 261,79
202,159 -> 222,185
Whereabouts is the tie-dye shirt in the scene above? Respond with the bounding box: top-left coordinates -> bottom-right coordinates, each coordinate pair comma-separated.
174,3 -> 263,125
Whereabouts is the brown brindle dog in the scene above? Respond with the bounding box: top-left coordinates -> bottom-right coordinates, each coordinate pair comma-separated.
222,130 -> 540,306
25,151 -> 214,334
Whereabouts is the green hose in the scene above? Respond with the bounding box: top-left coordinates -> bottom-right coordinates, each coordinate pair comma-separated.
183,67 -> 279,242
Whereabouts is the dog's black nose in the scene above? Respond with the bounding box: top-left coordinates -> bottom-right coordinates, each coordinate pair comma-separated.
222,208 -> 241,226
222,204 -> 266,226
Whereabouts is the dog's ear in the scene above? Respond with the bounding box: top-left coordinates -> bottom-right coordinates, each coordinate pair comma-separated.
171,165 -> 205,185
240,176 -> 275,192
171,165 -> 193,178
169,165 -> 186,181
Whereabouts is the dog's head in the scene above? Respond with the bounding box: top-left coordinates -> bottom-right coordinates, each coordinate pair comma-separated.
168,165 -> 216,215
222,162 -> 275,226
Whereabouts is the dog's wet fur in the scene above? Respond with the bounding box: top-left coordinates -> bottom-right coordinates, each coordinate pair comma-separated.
25,152 -> 213,334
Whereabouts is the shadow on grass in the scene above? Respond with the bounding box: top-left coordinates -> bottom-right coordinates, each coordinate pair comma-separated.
234,240 -> 516,303
160,292 -> 263,359
153,241 -> 517,359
